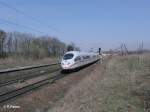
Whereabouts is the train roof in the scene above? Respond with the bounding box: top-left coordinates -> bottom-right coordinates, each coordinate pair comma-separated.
65,51 -> 98,56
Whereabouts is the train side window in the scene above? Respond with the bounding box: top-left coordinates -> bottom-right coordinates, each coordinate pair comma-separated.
83,56 -> 90,59
74,56 -> 81,62
93,55 -> 96,58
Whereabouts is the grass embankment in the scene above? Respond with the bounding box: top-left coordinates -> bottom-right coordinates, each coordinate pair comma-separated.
48,54 -> 150,112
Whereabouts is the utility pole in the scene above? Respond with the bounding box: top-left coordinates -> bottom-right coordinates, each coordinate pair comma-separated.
124,44 -> 128,55
121,43 -> 124,56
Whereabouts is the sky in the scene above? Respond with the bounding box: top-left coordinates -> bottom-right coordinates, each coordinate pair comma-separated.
0,0 -> 150,51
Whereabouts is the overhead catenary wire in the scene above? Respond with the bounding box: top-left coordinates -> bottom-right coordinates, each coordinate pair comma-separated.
0,18 -> 46,34
0,0 -> 64,34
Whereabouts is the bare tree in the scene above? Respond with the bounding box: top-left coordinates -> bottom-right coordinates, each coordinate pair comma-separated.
0,30 -> 6,57
7,33 -> 13,54
0,30 -> 79,59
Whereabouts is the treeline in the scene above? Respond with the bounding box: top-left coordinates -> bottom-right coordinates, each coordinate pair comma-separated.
0,29 -> 79,59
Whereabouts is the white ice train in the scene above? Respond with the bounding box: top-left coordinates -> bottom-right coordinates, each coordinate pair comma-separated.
61,51 -> 100,70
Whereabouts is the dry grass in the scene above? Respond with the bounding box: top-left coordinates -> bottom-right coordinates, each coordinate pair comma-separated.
48,54 -> 150,112
0,57 -> 59,69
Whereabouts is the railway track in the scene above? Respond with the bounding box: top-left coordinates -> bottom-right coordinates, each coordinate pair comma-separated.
0,63 -> 60,87
0,67 -> 60,87
0,61 -> 99,104
0,71 -> 67,104
0,63 -> 59,74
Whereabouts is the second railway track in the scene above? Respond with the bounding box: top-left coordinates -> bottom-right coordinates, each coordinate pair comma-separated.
0,71 -> 67,104
0,67 -> 60,87
0,63 -> 60,87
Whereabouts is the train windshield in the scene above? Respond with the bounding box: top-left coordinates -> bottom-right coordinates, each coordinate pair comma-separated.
63,53 -> 74,60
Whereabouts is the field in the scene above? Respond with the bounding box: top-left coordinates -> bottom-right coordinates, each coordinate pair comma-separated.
48,54 -> 150,112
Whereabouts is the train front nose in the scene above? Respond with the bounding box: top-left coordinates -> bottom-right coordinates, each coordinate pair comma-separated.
61,61 -> 71,69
